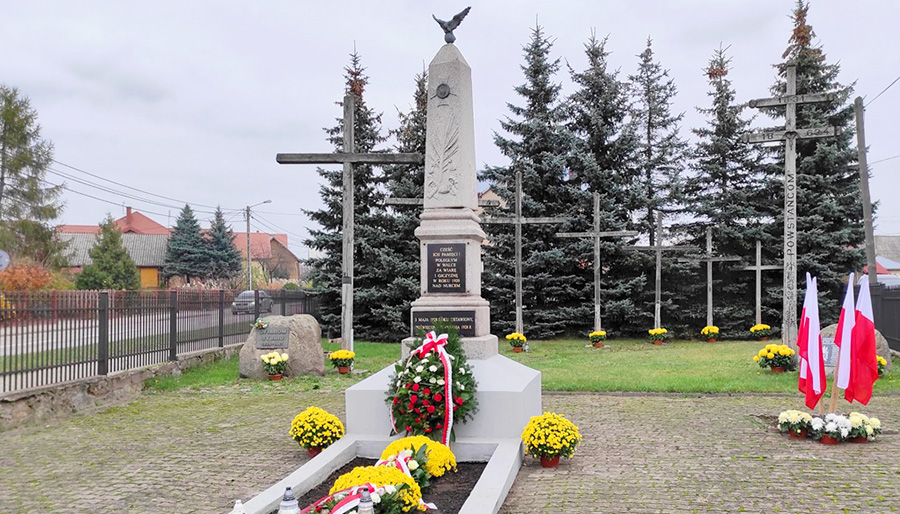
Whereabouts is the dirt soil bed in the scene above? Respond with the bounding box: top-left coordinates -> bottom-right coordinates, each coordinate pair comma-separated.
292,457 -> 486,514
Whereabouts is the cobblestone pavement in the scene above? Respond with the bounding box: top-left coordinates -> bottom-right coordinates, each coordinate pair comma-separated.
1,387 -> 898,513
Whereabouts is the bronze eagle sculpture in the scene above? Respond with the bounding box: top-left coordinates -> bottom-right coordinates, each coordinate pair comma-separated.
433,7 -> 471,44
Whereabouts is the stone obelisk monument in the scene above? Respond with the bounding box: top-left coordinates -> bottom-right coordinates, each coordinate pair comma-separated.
345,17 -> 540,443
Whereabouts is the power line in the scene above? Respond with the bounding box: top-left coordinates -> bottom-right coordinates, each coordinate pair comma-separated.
865,73 -> 900,107
869,154 -> 900,166
41,179 -> 170,218
251,212 -> 307,240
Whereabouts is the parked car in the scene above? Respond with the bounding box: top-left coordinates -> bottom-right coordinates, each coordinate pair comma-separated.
231,290 -> 273,314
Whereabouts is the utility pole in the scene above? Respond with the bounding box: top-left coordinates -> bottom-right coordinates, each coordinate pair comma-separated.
855,97 -> 878,286
245,200 -> 271,290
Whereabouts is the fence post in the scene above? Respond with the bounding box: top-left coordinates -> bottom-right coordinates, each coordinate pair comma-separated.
169,290 -> 178,361
254,289 -> 260,319
281,289 -> 286,316
98,291 -> 109,376
218,289 -> 225,348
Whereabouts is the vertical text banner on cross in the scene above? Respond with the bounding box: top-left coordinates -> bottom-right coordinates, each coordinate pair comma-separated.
743,64 -> 838,348
276,96 -> 424,351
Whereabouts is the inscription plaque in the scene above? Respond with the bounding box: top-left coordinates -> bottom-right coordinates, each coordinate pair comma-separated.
821,336 -> 838,367
427,243 -> 466,292
256,326 -> 290,349
412,310 -> 476,337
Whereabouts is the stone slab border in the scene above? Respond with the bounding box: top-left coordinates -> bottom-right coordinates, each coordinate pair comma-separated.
240,435 -> 523,514
0,345 -> 242,432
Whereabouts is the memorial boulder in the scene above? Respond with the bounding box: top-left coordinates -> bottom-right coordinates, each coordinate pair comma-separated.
239,314 -> 324,378
820,323 -> 892,377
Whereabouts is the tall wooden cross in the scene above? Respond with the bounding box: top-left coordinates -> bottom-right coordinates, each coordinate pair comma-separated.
276,94 -> 423,351
630,212 -> 696,328
557,192 -> 637,332
677,227 -> 741,327
739,240 -> 782,326
743,64 -> 839,347
482,169 -> 567,334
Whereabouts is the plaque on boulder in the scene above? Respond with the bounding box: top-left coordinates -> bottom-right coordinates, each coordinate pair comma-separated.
412,310 -> 476,336
821,336 -> 838,367
427,243 -> 466,292
256,326 -> 290,349
819,323 -> 893,377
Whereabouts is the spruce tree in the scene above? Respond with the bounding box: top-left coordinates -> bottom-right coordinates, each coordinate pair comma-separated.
480,25 -> 584,339
75,215 -> 140,290
304,51 -> 389,340
162,204 -> 208,284
628,38 -> 688,244
682,46 -> 774,335
205,206 -> 243,282
763,0 -> 864,323
566,33 -> 646,334
627,38 -> 691,334
0,85 -> 66,267
376,71 -> 428,340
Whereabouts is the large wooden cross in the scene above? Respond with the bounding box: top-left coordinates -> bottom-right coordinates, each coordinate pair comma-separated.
738,240 -> 782,326
557,192 -> 637,332
482,169 -> 567,334
677,227 -> 742,327
276,94 -> 424,351
743,64 -> 838,347
629,212 -> 696,329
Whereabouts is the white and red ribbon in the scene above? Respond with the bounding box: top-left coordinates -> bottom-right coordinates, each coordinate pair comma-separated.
395,331 -> 453,445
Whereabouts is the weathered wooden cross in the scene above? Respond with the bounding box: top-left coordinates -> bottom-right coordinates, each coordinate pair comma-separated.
629,212 -> 696,329
557,192 -> 637,332
738,240 -> 783,326
677,227 -> 741,327
276,94 -> 424,351
743,64 -> 838,347
482,169 -> 567,334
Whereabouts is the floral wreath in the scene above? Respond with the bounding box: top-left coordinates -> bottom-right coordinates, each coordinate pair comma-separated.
385,326 -> 478,444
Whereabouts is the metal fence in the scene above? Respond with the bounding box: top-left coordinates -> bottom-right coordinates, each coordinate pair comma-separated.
870,284 -> 900,352
0,289 -> 319,394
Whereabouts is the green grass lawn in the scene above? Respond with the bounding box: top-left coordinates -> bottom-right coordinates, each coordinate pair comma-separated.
144,337 -> 900,395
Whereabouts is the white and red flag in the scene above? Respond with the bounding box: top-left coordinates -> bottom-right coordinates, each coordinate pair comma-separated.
797,273 -> 812,395
798,275 -> 826,409
846,275 -> 879,404
833,273 -> 855,390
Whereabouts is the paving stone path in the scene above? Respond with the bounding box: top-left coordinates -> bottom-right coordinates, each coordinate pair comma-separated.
1,386 -> 898,513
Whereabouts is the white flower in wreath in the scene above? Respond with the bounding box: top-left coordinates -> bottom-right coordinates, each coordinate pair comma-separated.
459,383 -> 465,390
459,367 -> 466,375
408,460 -> 419,471
383,484 -> 396,494
371,492 -> 381,504
437,379 -> 445,386
416,365 -> 424,373
413,376 -> 421,383
429,378 -> 437,384
429,365 -> 438,372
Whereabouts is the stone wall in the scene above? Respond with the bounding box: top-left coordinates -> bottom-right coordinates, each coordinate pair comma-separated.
0,345 -> 242,432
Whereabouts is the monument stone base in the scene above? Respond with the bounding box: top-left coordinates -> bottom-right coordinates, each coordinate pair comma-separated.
345,354 -> 541,439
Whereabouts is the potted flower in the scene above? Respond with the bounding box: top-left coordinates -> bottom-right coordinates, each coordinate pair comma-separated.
290,406 -> 345,457
701,325 -> 719,342
809,413 -> 851,444
260,351 -> 288,379
877,356 -> 888,377
750,323 -> 771,341
251,317 -> 269,330
777,409 -> 813,439
848,412 -> 882,443
589,330 -> 607,348
329,349 -> 355,374
754,344 -> 794,373
648,328 -> 670,345
506,332 -> 527,353
521,412 -> 583,468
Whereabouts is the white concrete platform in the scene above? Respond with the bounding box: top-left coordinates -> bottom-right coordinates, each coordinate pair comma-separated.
238,434 -> 523,514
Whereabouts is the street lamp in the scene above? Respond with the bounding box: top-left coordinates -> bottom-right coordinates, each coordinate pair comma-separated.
246,199 -> 272,289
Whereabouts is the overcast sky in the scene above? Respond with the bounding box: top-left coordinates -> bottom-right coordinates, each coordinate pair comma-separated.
3,1 -> 899,258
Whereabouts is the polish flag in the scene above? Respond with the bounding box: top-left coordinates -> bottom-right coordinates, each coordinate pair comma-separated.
845,275 -> 879,405
834,273 -> 855,390
801,277 -> 826,409
797,273 -> 812,394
